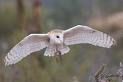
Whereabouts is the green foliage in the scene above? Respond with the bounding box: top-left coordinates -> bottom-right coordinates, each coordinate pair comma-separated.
0,7 -> 17,37
97,0 -> 123,14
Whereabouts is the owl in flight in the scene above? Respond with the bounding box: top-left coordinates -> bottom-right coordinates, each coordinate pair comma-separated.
4,25 -> 116,65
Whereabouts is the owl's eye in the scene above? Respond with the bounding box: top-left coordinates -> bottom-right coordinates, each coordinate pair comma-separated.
56,35 -> 60,38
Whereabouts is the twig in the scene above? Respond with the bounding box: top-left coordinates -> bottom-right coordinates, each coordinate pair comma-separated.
93,62 -> 123,82
95,64 -> 106,82
105,74 -> 119,78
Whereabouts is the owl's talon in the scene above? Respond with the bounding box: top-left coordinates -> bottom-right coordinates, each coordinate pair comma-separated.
55,51 -> 62,63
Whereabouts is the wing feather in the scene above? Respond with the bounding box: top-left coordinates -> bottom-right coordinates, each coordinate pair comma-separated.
5,34 -> 49,65
63,25 -> 116,48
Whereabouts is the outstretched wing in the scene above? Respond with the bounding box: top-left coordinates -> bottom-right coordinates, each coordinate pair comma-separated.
63,25 -> 116,48
5,34 -> 49,66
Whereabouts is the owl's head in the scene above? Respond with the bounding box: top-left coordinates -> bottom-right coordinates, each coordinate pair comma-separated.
48,29 -> 64,44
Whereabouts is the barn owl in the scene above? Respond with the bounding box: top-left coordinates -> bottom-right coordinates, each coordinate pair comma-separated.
4,25 -> 116,65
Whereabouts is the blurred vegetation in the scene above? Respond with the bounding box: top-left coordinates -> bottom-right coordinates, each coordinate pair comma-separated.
0,0 -> 123,82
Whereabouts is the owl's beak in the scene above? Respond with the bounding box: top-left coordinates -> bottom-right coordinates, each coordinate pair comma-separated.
56,39 -> 63,44
57,40 -> 62,44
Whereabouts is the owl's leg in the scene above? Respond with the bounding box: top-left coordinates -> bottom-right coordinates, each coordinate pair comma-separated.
55,50 -> 62,63
57,51 -> 62,62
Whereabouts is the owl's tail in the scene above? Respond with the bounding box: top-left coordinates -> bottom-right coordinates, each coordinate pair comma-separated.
44,45 -> 70,56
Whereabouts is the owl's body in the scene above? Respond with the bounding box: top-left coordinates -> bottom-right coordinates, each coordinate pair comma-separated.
4,25 -> 116,66
45,29 -> 70,57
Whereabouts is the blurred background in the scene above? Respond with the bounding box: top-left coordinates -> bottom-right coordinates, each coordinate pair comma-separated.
0,0 -> 123,82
